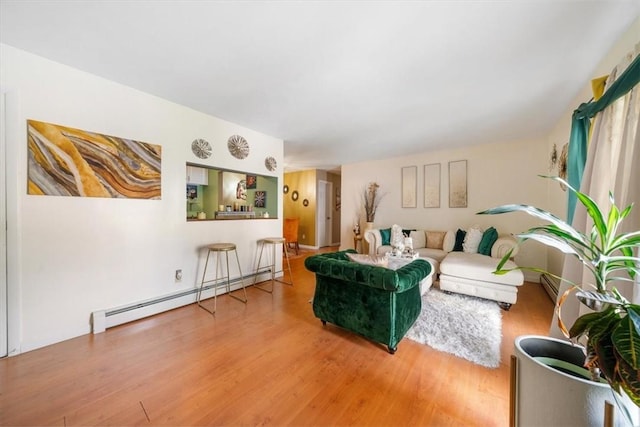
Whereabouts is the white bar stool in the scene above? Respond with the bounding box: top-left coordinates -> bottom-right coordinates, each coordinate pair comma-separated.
197,243 -> 248,315
252,237 -> 294,293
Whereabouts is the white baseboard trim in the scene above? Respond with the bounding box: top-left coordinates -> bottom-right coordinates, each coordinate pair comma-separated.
91,271 -> 276,334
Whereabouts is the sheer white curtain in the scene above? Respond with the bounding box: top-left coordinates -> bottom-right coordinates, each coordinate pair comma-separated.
550,43 -> 640,338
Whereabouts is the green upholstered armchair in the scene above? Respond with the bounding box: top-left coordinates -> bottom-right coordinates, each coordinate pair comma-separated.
304,250 -> 432,354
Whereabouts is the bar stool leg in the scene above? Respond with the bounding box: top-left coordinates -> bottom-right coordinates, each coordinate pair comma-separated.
197,248 -> 212,312
213,248 -> 223,313
227,249 -> 248,303
280,241 -> 294,286
253,240 -> 273,293
198,248 -> 219,315
270,241 -> 277,283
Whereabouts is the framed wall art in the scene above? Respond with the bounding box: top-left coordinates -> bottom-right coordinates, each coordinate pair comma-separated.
254,191 -> 267,208
246,174 -> 257,189
187,185 -> 197,200
27,119 -> 161,199
448,160 -> 467,208
423,163 -> 440,208
401,166 -> 417,208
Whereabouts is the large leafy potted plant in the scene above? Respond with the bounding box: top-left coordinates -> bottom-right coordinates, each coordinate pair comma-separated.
478,176 -> 639,425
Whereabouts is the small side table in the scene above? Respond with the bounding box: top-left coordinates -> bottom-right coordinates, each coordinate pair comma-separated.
353,233 -> 363,253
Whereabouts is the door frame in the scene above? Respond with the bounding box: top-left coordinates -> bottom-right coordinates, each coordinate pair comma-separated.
1,91 -> 7,357
317,180 -> 333,248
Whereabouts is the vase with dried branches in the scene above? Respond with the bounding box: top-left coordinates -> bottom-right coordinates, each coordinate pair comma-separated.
363,182 -> 383,223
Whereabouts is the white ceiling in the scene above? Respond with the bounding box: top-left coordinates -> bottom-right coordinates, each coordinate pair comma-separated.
1,1 -> 639,172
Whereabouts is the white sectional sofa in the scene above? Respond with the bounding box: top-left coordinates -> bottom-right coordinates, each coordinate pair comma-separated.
363,226 -> 524,310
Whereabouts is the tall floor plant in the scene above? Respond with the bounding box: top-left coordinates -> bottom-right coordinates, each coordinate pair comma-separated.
478,176 -> 640,406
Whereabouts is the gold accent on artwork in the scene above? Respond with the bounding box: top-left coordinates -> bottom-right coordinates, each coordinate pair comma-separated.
27,120 -> 161,199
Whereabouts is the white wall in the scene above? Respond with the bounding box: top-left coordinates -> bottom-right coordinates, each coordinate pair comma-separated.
340,17 -> 640,285
1,44 -> 284,354
341,138 -> 549,279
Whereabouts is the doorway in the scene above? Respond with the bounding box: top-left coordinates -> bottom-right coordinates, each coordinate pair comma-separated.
317,180 -> 333,248
1,91 -> 7,357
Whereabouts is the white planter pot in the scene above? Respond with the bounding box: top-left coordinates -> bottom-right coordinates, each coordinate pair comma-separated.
512,335 -> 637,427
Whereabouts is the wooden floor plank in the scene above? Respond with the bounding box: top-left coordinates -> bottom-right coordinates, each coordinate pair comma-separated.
0,247 -> 554,426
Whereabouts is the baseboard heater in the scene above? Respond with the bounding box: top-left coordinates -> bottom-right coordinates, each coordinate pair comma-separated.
540,273 -> 559,303
91,270 -> 271,334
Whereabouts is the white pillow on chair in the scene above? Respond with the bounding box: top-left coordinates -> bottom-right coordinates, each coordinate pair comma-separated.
346,253 -> 389,267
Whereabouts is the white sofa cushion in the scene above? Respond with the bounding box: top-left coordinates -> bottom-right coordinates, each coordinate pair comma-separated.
415,248 -> 447,264
440,252 -> 524,286
439,275 -> 519,304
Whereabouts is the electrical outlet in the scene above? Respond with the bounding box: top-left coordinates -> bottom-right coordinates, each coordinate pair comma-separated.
175,269 -> 182,282
302,234 -> 306,239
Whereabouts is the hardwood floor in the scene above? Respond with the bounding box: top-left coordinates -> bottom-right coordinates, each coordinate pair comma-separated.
1,247 -> 554,426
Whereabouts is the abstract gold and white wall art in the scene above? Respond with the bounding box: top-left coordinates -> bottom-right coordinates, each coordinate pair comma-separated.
27,120 -> 161,199
401,166 -> 417,208
423,163 -> 440,208
448,160 -> 467,208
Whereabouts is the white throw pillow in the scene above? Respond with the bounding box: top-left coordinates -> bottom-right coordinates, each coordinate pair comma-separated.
442,230 -> 455,252
463,226 -> 483,253
410,230 -> 426,249
346,253 -> 389,267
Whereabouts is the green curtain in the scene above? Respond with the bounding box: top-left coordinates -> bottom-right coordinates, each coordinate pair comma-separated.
566,53 -> 640,224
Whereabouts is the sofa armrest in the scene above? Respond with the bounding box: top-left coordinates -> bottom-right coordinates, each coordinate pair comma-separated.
305,250 -> 431,293
491,234 -> 519,259
363,228 -> 382,255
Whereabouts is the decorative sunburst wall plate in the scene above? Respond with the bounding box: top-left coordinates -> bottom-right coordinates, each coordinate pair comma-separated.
191,138 -> 212,159
228,135 -> 249,159
265,156 -> 277,171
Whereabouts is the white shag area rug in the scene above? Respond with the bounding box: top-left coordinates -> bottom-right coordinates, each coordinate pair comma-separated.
406,289 -> 502,368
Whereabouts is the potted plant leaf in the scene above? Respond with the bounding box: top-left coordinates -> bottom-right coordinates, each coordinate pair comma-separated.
478,175 -> 639,426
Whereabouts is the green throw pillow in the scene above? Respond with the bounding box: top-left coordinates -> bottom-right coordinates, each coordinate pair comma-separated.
478,227 -> 498,255
380,228 -> 391,245
453,229 -> 466,251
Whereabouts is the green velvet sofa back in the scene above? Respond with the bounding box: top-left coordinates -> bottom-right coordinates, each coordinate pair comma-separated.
304,250 -> 431,353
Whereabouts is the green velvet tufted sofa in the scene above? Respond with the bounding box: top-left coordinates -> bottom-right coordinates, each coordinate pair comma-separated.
304,250 -> 432,354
